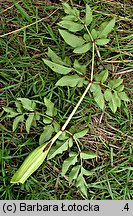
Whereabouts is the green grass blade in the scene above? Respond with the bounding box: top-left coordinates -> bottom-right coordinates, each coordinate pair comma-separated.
14,1 -> 32,23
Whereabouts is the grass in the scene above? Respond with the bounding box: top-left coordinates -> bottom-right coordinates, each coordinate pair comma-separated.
0,0 -> 133,200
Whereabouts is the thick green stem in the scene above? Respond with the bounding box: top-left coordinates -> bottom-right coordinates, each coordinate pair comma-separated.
45,82 -> 92,150
40,28 -> 96,157
61,82 -> 92,131
43,25 -> 95,149
84,24 -> 95,82
49,43 -> 95,143
61,28 -> 95,130
51,130 -> 62,144
91,41 -> 95,81
84,25 -> 93,42
48,22 -> 95,143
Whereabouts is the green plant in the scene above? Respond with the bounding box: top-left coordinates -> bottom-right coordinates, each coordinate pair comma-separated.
3,3 -> 130,198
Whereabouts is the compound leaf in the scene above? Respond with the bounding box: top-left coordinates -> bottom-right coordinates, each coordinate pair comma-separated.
34,113 -> 40,121
91,29 -> 98,40
104,89 -> 112,101
26,113 -> 34,133
59,29 -> 85,48
90,83 -> 101,95
108,78 -> 123,89
118,92 -> 130,102
76,173 -> 87,198
58,131 -> 69,141
44,97 -> 57,117
47,47 -> 65,65
85,4 -> 92,26
62,15 -> 78,22
17,98 -> 36,111
80,151 -> 97,160
73,43 -> 91,54
13,114 -> 24,132
74,59 -> 86,74
48,140 -> 69,160
62,3 -> 73,15
108,95 -> 118,113
91,84 -> 105,110
15,101 -> 23,113
43,117 -> 52,124
56,75 -> 86,87
62,3 -> 80,18
42,59 -> 72,74
114,92 -> 121,108
61,152 -> 78,176
96,38 -> 110,46
53,121 -> 60,133
95,70 -> 108,83
39,125 -> 54,145
3,107 -> 19,118
94,91 -> 105,110
81,167 -> 94,176
115,85 -> 124,92
69,165 -> 81,184
63,56 -> 72,66
83,33 -> 91,41
74,128 -> 89,139
58,20 -> 83,32
3,107 -> 15,113
98,18 -> 115,38
69,138 -> 73,148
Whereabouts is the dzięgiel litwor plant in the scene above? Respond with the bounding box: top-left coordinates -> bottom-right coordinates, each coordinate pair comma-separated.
3,3 -> 129,198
